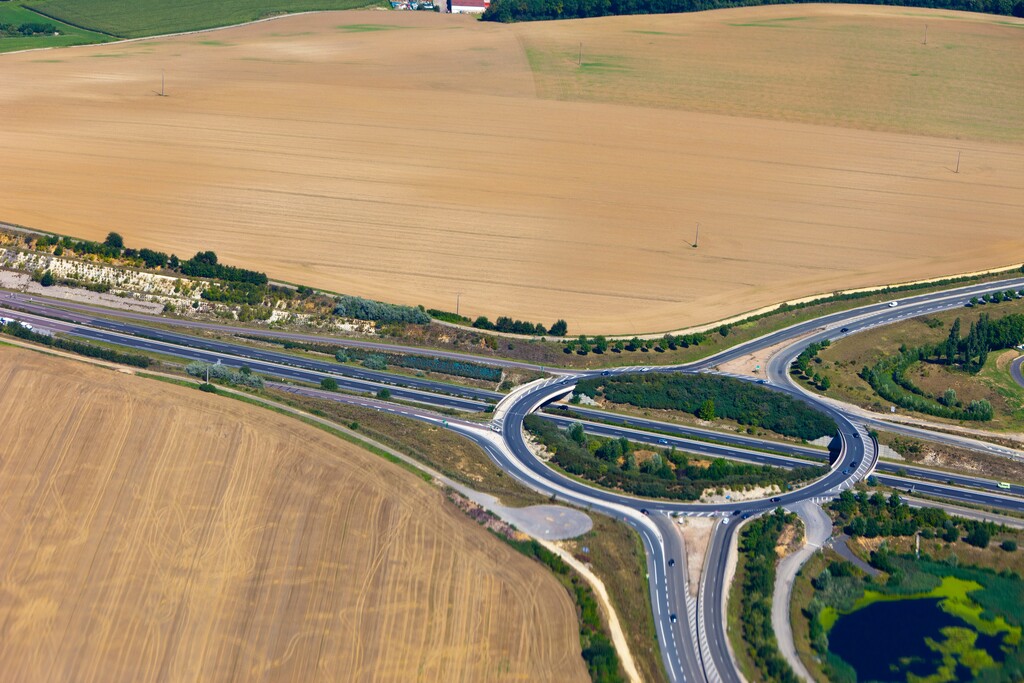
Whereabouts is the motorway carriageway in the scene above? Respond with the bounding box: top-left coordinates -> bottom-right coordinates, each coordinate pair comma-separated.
9,304 -> 1024,513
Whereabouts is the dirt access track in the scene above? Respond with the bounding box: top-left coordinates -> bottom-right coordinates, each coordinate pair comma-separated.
1,6 -> 1022,333
0,347 -> 588,683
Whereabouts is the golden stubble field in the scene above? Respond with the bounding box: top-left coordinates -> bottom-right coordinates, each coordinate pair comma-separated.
0,348 -> 587,683
1,7 -> 1022,333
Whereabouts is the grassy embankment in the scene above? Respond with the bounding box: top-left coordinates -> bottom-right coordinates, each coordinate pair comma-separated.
806,295 -> 1024,432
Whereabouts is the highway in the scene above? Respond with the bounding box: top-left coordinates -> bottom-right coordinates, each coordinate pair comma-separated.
1013,355 -> 1024,390
7,274 -> 1024,682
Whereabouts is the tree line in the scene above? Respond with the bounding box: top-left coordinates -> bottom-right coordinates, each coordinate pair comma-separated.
575,373 -> 837,441
483,0 -> 1024,24
472,315 -> 567,337
736,509 -> 801,683
1,322 -> 151,367
525,415 -> 824,500
565,332 -> 707,356
0,22 -> 57,37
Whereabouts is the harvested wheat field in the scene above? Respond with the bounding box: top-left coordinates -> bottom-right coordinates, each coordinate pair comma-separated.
0,348 -> 587,683
1,7 -> 1023,333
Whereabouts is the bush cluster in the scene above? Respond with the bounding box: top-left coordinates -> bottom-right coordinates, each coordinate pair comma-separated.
472,315 -> 565,336
185,361 -> 264,388
575,373 -> 836,440
334,295 -> 430,325
830,490 -> 1001,546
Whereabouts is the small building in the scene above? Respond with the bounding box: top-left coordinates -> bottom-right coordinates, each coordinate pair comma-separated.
450,0 -> 488,13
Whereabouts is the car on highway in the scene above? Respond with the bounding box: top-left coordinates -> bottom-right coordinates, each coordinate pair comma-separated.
658,438 -> 669,445
840,327 -> 850,333
670,613 -> 678,623
601,371 -> 610,376
742,513 -> 753,519
888,301 -> 899,307
756,379 -> 768,385
853,432 -> 860,439
732,509 -> 742,516
722,518 -> 729,525
999,482 -> 1012,490
850,460 -> 858,467
770,497 -> 781,503
842,468 -> 851,475
640,368 -> 650,373
668,558 -> 676,567
640,508 -> 649,515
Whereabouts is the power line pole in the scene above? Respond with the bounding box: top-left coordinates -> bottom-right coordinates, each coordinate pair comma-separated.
693,222 -> 700,249
922,24 -> 928,45
456,292 -> 461,317
955,150 -> 961,174
578,42 -> 582,67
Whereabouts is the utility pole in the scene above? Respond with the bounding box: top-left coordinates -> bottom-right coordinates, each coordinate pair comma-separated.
693,222 -> 700,249
923,24 -> 928,45
578,42 -> 582,67
456,292 -> 461,317
955,150 -> 961,174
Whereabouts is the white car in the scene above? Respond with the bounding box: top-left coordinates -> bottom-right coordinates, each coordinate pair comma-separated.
888,301 -> 899,308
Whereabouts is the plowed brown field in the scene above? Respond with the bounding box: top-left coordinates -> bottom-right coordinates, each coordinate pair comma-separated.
0,348 -> 587,683
1,7 -> 1022,333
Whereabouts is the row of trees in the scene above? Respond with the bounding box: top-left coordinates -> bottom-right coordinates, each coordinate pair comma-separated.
736,510 -> 801,683
564,332 -> 708,355
334,346 -> 503,381
791,340 -> 832,391
483,0 -> 1024,23
0,22 -> 57,36
472,315 -> 567,336
938,313 -> 1024,373
575,373 -> 837,440
1,322 -> 151,367
526,415 -> 824,500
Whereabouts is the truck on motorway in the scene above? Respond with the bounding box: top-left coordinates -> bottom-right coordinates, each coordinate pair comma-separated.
998,482 -> 1012,490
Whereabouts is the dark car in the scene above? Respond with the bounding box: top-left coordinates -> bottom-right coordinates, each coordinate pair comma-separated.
742,513 -> 753,519
601,371 -> 610,376
670,614 -> 678,623
853,432 -> 860,439
850,460 -> 858,467
640,508 -> 649,516
732,509 -> 742,516
668,558 -> 676,567
842,468 -> 851,475
770,497 -> 781,503
840,327 -> 850,333
757,379 -> 768,385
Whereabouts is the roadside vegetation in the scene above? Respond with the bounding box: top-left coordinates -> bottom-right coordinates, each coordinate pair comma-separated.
0,320 -> 151,367
525,415 -> 826,501
731,510 -> 801,683
574,374 -> 837,441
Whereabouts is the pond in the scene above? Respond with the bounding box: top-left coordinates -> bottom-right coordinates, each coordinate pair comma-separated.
829,596 -> 1006,682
